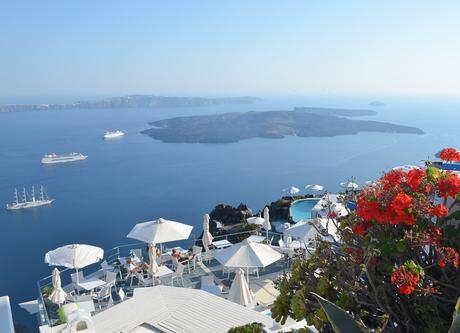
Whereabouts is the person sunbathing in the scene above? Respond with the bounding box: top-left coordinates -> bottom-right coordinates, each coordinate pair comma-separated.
171,249 -> 195,263
126,257 -> 149,272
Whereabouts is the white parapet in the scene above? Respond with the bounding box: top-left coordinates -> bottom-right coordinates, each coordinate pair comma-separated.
0,296 -> 15,333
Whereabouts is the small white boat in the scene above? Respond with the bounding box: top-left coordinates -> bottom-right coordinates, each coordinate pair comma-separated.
104,130 -> 125,139
41,152 -> 87,164
6,186 -> 54,210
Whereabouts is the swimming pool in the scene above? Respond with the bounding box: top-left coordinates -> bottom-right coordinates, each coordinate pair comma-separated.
290,198 -> 321,223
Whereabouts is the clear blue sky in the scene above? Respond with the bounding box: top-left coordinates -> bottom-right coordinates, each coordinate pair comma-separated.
1,1 -> 460,98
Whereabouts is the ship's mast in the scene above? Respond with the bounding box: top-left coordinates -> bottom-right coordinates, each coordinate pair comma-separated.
14,188 -> 18,204
31,186 -> 36,202
22,187 -> 27,203
40,185 -> 45,201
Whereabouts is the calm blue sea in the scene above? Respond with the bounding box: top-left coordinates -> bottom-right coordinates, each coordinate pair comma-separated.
1,95 -> 459,330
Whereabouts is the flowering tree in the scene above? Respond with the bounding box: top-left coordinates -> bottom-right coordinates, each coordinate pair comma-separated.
272,148 -> 460,332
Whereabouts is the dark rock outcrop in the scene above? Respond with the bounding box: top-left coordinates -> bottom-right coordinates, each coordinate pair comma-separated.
209,203 -> 252,229
142,109 -> 424,143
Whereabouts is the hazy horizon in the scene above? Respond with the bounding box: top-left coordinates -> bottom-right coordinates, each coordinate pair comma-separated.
2,1 -> 460,98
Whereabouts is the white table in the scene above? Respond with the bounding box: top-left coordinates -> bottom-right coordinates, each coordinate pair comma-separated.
152,265 -> 173,278
78,277 -> 106,291
248,235 -> 266,243
212,239 -> 233,249
152,265 -> 173,285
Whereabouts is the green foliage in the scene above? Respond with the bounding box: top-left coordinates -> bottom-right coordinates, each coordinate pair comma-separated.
41,286 -> 53,298
311,292 -> 367,333
227,322 -> 264,333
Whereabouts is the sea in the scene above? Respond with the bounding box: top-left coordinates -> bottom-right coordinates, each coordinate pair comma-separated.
0,95 -> 459,331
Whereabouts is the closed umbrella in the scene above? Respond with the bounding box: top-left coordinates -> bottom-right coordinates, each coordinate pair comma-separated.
202,214 -> 214,249
48,268 -> 67,305
228,268 -> 252,307
127,218 -> 193,244
263,207 -> 271,242
45,244 -> 103,294
148,243 -> 159,274
246,217 -> 264,226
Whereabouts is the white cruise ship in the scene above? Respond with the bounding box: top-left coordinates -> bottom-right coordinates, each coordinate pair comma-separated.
104,130 -> 125,139
41,152 -> 87,164
6,186 -> 54,210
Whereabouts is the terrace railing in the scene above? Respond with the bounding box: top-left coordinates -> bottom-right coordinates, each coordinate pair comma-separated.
36,228 -> 284,327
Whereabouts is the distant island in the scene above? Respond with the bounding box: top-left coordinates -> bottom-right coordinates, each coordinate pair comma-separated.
142,107 -> 424,143
0,95 -> 262,113
368,101 -> 385,106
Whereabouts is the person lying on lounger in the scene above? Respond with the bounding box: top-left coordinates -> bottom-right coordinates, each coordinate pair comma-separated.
171,249 -> 195,263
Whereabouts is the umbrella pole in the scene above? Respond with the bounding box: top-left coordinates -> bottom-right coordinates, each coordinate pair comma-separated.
75,268 -> 80,295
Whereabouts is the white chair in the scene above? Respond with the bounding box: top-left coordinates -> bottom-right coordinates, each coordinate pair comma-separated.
71,271 -> 85,290
130,271 -> 151,288
92,286 -> 112,310
192,246 -> 203,265
103,271 -> 117,291
130,249 -> 142,260
171,263 -> 185,286
100,260 -> 114,272
278,238 -> 285,248
248,267 -> 260,279
200,275 -> 223,295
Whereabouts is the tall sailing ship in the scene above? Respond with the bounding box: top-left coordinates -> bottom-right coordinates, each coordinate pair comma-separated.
6,186 -> 54,210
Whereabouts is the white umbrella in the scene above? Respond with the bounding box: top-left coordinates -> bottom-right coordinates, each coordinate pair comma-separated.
48,268 -> 67,305
284,221 -> 317,241
214,239 -> 282,269
305,184 -> 324,192
246,217 -> 264,225
228,268 -> 252,307
340,181 -> 358,190
263,207 -> 271,241
202,214 -> 214,249
148,243 -> 159,274
45,244 -> 104,294
45,244 -> 104,269
285,186 -> 300,195
127,218 -> 193,244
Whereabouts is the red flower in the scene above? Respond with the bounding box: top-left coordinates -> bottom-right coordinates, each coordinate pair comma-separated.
399,285 -> 415,295
356,197 -> 380,222
439,148 -> 460,162
352,222 -> 370,236
382,169 -> 405,190
406,168 -> 426,192
429,204 -> 449,217
436,247 -> 459,269
389,193 -> 415,225
437,173 -> 460,198
327,211 -> 337,219
390,265 -> 420,296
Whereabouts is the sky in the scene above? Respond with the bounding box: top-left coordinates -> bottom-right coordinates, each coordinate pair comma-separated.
1,1 -> 460,98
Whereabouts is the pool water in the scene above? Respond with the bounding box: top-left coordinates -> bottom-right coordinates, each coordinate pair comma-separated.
290,199 -> 320,223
